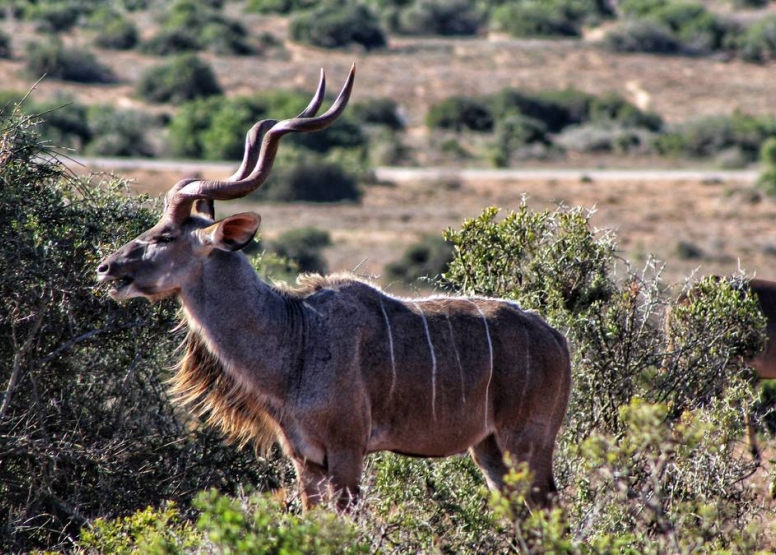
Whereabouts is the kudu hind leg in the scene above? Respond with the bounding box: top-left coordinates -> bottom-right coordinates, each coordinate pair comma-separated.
469,434 -> 508,492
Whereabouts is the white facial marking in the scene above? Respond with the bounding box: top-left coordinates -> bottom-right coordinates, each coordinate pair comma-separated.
380,300 -> 397,399
469,300 -> 493,431
446,314 -> 466,404
414,302 -> 437,421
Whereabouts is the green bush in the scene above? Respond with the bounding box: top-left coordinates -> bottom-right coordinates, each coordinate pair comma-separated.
269,227 -> 332,274
195,490 -> 368,554
289,3 -> 387,50
0,30 -> 11,59
738,14 -> 776,63
136,54 -> 222,104
78,503 -> 201,554
395,0 -> 481,36
142,0 -> 253,55
140,27 -> 201,55
256,160 -> 362,202
604,19 -> 681,53
22,1 -> 81,32
84,106 -> 155,157
490,1 -> 581,38
385,235 -> 454,286
490,114 -> 551,166
439,202 -> 767,549
351,97 -> 404,130
167,95 -> 266,159
88,9 -> 139,50
757,136 -> 776,197
25,39 -> 116,83
650,2 -> 732,53
247,0 -> 318,13
32,99 -> 92,150
167,91 -> 366,161
656,111 -> 776,161
0,108 -> 280,552
556,123 -> 657,154
618,0 -> 670,17
426,96 -> 494,132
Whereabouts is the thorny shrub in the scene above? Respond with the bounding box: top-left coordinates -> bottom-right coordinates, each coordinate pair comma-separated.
0,108 -> 287,552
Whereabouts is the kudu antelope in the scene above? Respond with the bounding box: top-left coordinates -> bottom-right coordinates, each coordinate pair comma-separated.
96,66 -> 572,508
669,277 -> 776,460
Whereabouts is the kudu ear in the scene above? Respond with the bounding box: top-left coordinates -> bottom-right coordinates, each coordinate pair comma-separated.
202,212 -> 261,252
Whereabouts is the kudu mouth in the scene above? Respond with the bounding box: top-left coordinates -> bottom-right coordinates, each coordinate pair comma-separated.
96,257 -> 136,299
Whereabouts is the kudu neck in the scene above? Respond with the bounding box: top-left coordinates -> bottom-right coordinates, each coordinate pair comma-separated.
178,249 -> 304,404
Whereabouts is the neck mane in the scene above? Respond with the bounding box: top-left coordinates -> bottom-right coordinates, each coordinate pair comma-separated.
167,324 -> 279,453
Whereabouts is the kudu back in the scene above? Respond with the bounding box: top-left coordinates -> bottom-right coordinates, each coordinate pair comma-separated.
96,66 -> 572,508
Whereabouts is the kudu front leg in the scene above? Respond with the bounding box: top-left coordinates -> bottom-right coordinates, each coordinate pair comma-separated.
293,458 -> 329,510
293,449 -> 364,510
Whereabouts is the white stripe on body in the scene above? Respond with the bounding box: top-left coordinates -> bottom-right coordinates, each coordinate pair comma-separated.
379,300 -> 397,399
468,300 -> 494,431
413,302 -> 437,421
445,314 -> 467,404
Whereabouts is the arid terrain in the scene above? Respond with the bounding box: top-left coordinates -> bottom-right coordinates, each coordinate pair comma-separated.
87,162 -> 773,290
4,12 -> 776,289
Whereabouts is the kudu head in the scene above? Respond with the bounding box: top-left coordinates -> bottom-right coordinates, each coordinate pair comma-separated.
97,66 -> 355,302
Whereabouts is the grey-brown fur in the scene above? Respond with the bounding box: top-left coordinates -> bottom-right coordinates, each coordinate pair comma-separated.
96,67 -> 571,508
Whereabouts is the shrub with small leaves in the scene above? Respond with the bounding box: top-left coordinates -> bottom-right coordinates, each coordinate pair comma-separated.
89,9 -> 139,50
395,0 -> 482,36
604,19 -> 681,54
426,96 -> 494,132
270,227 -> 332,274
655,111 -> 776,162
0,107 -> 284,552
22,1 -> 81,33
142,0 -> 253,55
385,235 -> 454,286
738,14 -> 776,63
0,31 -> 11,59
757,136 -> 776,197
490,1 -> 581,38
195,489 -> 369,554
25,38 -> 116,83
256,159 -> 362,202
136,54 -> 222,104
351,97 -> 404,130
289,3 -> 387,50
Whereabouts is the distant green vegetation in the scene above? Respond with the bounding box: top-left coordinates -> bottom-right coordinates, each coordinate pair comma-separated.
141,0 -> 253,55
87,8 -> 139,50
289,3 -> 387,50
25,38 -> 116,84
385,235 -> 454,286
269,226 -> 333,274
5,0 -> 776,63
136,54 -> 222,104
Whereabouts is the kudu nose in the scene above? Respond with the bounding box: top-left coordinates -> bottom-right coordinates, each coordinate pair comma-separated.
97,262 -> 109,274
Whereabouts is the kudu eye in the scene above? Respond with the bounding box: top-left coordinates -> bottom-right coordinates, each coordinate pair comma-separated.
155,235 -> 175,244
